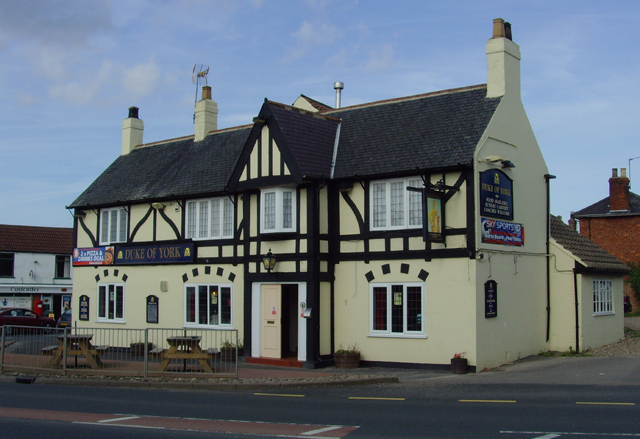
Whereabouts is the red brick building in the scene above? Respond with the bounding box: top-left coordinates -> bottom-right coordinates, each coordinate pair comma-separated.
571,168 -> 640,309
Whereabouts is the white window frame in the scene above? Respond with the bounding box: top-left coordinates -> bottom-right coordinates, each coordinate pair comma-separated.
185,197 -> 235,240
99,207 -> 128,245
184,284 -> 233,328
97,283 -> 125,323
593,279 -> 614,315
370,282 -> 425,338
55,255 -> 71,279
260,187 -> 296,233
370,177 -> 423,231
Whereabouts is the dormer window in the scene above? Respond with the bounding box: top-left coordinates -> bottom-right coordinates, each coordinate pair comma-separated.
261,187 -> 296,233
370,177 -> 423,231
99,207 -> 128,245
186,197 -> 234,240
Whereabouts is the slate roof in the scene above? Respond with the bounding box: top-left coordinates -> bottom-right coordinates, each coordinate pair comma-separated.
70,126 -> 251,208
572,192 -> 640,218
70,84 -> 501,208
0,224 -> 73,254
550,215 -> 630,273
266,101 -> 340,178
327,85 -> 501,178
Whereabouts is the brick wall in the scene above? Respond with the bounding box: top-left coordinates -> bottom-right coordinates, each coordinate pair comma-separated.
579,215 -> 640,310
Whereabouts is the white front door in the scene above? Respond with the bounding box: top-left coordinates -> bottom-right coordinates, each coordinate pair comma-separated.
260,284 -> 282,358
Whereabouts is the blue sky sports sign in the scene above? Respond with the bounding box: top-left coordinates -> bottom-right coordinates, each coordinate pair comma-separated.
480,170 -> 513,220
481,218 -> 524,246
115,243 -> 194,265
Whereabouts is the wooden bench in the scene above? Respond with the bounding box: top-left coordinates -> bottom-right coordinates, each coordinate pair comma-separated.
40,345 -> 58,355
148,347 -> 165,357
93,345 -> 110,354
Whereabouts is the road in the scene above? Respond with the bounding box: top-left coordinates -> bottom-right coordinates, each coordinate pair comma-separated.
2,378 -> 640,438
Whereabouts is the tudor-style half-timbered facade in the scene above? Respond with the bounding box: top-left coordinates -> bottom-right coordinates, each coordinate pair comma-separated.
69,19 -> 613,371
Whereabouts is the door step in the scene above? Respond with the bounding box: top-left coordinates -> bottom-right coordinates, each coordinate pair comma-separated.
245,357 -> 303,368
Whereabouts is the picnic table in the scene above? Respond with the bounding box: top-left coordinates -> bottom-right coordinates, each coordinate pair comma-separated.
42,334 -> 108,369
153,335 -> 216,372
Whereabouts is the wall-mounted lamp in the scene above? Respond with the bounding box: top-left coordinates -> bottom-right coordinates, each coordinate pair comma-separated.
482,155 -> 515,169
151,202 -> 165,210
252,117 -> 267,123
74,211 -> 86,218
262,248 -> 277,272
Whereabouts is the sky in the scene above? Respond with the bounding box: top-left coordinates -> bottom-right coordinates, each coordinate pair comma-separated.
1,0 -> 639,229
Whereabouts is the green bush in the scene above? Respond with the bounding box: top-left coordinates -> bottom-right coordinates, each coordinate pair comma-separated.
628,262 -> 640,301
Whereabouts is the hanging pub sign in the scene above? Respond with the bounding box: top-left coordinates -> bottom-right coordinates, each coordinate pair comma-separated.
480,170 -> 513,220
146,295 -> 159,324
73,247 -> 114,266
115,242 -> 194,265
481,218 -> 524,246
485,280 -> 497,318
425,190 -> 444,243
79,295 -> 90,321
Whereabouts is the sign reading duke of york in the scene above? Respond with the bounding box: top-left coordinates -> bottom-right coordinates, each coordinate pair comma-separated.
115,243 -> 194,265
480,170 -> 513,220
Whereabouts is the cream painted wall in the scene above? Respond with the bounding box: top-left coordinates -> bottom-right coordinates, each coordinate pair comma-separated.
548,240 -> 579,352
579,275 -> 624,350
333,258 -> 477,366
71,263 -> 244,337
473,93 -> 549,370
129,206 -> 153,242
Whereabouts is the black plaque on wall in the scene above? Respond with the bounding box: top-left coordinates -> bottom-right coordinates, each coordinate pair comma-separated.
485,280 -> 497,318
146,295 -> 159,324
79,295 -> 90,321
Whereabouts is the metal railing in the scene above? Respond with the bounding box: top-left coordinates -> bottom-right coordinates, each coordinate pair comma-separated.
0,325 -> 239,378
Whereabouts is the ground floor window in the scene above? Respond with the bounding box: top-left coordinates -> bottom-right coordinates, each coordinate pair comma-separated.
593,279 -> 614,315
185,284 -> 232,327
370,283 -> 424,336
97,284 -> 125,322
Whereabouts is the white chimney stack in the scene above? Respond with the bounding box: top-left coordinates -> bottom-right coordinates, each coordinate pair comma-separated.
486,18 -> 521,99
121,106 -> 143,155
194,86 -> 218,141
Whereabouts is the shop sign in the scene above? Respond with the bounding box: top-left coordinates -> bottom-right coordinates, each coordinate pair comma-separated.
115,243 -> 194,265
481,218 -> 524,246
485,280 -> 497,318
73,247 -> 114,266
480,170 -> 513,220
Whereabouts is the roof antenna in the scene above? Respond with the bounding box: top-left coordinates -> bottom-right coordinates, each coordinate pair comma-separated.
192,64 -> 209,123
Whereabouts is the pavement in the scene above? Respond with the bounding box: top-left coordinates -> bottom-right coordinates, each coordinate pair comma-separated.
2,354 -> 640,390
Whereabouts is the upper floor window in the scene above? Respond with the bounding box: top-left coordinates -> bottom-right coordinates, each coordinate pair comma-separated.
186,197 -> 234,240
185,284 -> 232,327
0,252 -> 14,277
370,283 -> 425,337
593,279 -> 614,315
55,255 -> 71,278
261,187 -> 296,233
100,207 -> 128,245
370,177 -> 423,230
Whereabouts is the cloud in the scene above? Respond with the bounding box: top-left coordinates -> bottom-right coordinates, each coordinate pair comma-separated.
365,43 -> 395,72
123,59 -> 161,99
286,20 -> 341,61
0,1 -> 112,50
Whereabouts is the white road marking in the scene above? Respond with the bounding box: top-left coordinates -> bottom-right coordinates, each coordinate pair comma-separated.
97,416 -> 140,423
301,425 -> 343,435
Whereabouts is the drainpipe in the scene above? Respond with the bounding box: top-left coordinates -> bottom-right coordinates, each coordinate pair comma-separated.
544,174 -> 556,342
573,269 -> 580,352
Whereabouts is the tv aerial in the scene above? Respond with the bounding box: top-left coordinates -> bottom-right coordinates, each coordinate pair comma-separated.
192,64 -> 210,122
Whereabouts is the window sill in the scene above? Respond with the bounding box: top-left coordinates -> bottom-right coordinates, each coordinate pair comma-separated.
593,312 -> 615,317
96,319 -> 126,324
368,333 -> 427,339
